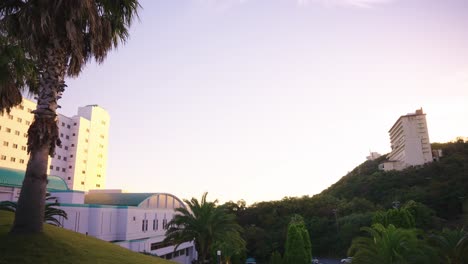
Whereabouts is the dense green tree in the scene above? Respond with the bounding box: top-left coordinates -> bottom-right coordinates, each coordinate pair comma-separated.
164,193 -> 243,264
372,207 -> 415,228
402,200 -> 436,229
212,230 -> 246,264
284,215 -> 311,264
269,251 -> 282,264
0,0 -> 140,234
428,228 -> 468,264
284,224 -> 307,264
348,224 -> 436,264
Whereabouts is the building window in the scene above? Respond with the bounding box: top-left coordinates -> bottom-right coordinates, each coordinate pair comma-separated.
65,135 -> 69,139
6,128 -> 11,133
70,154 -> 73,158
72,133 -> 76,136
23,133 -> 27,138
101,121 -> 106,125
1,155 -> 6,160
97,174 -> 101,178
14,130 -> 20,136
57,155 -> 61,160
21,146 -> 26,151
86,129 -> 90,133
100,134 -> 105,139
27,108 -> 32,113
19,105 -> 24,110
82,170 -> 85,174
56,167 -> 60,171
64,146 -> 69,150
19,159 -> 25,164
83,160 -> 87,164
60,133 -> 63,138
84,149 -> 88,153
62,168 -> 66,172
8,115 -> 13,120
67,177 -> 71,180
12,144 -> 18,149
25,121 -> 31,125
68,165 -> 72,169
10,157 -> 16,162
71,144 -> 75,147
74,122 -> 77,126
81,181 -> 84,185
3,141 -> 8,147
50,165 -> 53,169
96,184 -> 100,188
17,117 -> 22,123
67,125 -> 70,129
63,157 -> 67,161
61,122 -> 65,127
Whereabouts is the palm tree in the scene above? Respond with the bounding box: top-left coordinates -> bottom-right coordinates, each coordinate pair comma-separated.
0,194 -> 68,227
428,228 -> 468,264
348,224 -> 436,264
0,0 -> 140,234
164,192 -> 244,264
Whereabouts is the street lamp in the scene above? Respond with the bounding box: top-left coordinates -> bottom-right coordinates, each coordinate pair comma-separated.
217,250 -> 221,264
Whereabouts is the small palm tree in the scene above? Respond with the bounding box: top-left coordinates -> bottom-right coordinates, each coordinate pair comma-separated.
428,228 -> 468,264
0,194 -> 67,227
0,0 -> 140,234
164,192 -> 244,264
348,224 -> 436,264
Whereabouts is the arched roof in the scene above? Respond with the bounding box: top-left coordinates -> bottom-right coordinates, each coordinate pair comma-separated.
0,167 -> 69,191
84,192 -> 186,209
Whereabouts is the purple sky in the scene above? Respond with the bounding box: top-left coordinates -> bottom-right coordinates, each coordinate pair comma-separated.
60,0 -> 468,204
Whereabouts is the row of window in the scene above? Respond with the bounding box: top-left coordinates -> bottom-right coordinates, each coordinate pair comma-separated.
0,155 -> 25,164
50,165 -> 67,173
160,248 -> 189,260
141,218 -> 169,232
0,126 -> 28,138
2,141 -> 27,151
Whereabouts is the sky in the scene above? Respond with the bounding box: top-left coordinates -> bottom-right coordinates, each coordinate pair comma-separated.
58,0 -> 468,205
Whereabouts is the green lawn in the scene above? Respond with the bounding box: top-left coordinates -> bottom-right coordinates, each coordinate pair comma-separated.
0,211 -> 173,264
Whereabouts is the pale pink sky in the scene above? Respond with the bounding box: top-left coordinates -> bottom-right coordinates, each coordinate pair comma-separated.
60,0 -> 468,204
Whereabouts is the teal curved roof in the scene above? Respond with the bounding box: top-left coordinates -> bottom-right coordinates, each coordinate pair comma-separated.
0,167 -> 69,191
85,192 -> 186,209
85,193 -> 155,206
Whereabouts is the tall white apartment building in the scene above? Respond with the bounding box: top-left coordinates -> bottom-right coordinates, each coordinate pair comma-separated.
380,108 -> 433,171
0,99 -> 109,191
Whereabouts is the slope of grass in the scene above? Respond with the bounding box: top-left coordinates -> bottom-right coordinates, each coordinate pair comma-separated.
0,211 -> 173,264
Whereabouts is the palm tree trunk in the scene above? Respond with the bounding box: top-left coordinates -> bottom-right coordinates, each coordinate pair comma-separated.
10,47 -> 65,234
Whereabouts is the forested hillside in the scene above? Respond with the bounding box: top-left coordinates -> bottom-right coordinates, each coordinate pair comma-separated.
228,140 -> 468,262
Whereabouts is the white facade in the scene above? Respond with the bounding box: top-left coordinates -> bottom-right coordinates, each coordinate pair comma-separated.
0,99 -> 109,191
53,190 -> 196,263
381,108 -> 433,171
0,100 -> 36,170
366,152 -> 381,161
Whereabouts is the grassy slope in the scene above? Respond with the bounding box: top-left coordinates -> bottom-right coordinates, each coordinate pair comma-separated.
0,211 -> 173,264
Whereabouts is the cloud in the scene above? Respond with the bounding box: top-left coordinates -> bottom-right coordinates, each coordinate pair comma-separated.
298,0 -> 397,8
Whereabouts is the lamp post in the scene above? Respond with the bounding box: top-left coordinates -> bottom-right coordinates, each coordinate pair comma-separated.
217,250 -> 221,264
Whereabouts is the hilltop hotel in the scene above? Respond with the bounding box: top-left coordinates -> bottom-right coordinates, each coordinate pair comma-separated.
0,100 -> 196,263
379,108 -> 433,171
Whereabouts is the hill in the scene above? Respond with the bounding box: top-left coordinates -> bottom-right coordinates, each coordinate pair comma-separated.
323,140 -> 468,221
232,140 -> 468,261
0,211 -> 173,264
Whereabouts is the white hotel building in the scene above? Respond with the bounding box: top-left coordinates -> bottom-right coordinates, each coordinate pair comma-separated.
0,99 -> 109,191
380,108 -> 433,171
